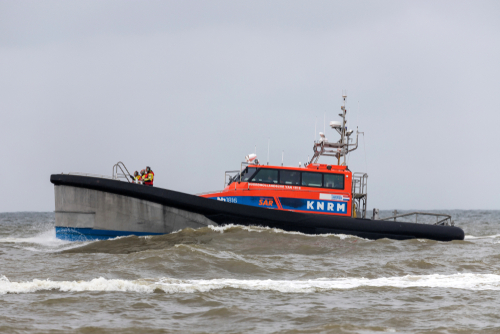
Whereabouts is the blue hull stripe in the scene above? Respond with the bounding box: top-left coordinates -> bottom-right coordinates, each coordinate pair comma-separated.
55,227 -> 164,241
208,196 -> 348,214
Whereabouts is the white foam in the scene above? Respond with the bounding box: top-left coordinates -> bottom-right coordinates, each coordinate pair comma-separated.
1,273 -> 499,295
0,228 -> 69,246
207,224 -> 368,240
465,234 -> 500,240
156,274 -> 500,292
0,276 -> 155,294
0,228 -> 94,252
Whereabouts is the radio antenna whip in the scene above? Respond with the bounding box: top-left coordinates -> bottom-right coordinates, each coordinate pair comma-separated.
324,112 -> 326,134
267,138 -> 270,165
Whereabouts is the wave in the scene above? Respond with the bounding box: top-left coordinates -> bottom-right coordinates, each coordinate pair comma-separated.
2,273 -> 499,295
0,228 -> 94,252
62,224 -> 368,254
207,224 -> 369,240
465,234 -> 500,240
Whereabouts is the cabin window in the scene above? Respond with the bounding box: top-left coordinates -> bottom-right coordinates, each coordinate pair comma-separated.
302,172 -> 322,187
250,169 -> 278,184
324,173 -> 344,190
228,167 -> 257,185
240,167 -> 257,182
279,170 -> 300,185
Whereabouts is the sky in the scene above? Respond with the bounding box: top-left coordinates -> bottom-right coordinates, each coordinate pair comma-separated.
1,0 -> 499,212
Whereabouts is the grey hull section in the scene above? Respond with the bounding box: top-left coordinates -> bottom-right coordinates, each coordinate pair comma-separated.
55,185 -> 217,235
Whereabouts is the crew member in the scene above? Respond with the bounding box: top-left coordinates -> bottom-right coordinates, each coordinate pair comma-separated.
143,166 -> 154,186
140,169 -> 146,183
134,171 -> 142,183
130,171 -> 141,183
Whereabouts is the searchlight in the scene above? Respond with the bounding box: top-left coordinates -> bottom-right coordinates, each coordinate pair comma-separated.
245,153 -> 258,164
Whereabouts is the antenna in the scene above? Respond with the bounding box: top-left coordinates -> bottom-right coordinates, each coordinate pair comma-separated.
255,145 -> 256,155
357,100 -> 359,129
267,138 -> 270,165
323,112 -> 326,134
282,150 -> 284,166
315,117 -> 317,141
343,92 -> 347,165
309,92 -> 361,166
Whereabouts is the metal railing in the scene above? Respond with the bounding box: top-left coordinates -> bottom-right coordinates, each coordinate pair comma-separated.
112,161 -> 131,183
224,162 -> 254,189
352,172 -> 368,196
66,162 -> 146,184
351,172 -> 368,218
67,172 -> 114,179
379,211 -> 453,226
224,170 -> 241,188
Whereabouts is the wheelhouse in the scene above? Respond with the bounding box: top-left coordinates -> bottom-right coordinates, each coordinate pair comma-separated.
201,163 -> 361,217
200,93 -> 368,218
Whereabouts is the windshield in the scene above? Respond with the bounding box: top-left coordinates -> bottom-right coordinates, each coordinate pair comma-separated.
241,167 -> 257,182
228,167 -> 257,185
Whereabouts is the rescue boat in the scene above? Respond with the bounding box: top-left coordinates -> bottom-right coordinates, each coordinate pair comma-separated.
50,95 -> 464,241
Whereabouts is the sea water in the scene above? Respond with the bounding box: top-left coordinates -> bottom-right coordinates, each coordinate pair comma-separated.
1,211 -> 499,333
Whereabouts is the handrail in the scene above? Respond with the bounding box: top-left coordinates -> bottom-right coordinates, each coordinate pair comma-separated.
380,211 -> 453,226
119,162 -> 131,177
352,172 -> 368,195
115,165 -> 130,183
224,170 -> 240,188
66,162 -> 141,184
351,172 -> 368,218
67,172 -> 114,179
112,161 -> 132,183
224,161 -> 255,188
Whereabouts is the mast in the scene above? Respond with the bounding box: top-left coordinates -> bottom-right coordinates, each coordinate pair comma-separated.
339,92 -> 347,165
308,94 -> 361,166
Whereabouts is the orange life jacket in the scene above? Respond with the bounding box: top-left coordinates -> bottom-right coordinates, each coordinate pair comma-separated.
144,171 -> 154,185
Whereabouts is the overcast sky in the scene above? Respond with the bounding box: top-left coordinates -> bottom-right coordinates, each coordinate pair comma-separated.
1,0 -> 499,212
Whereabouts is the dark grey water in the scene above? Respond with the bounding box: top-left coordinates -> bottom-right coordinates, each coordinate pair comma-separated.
1,211 -> 500,333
